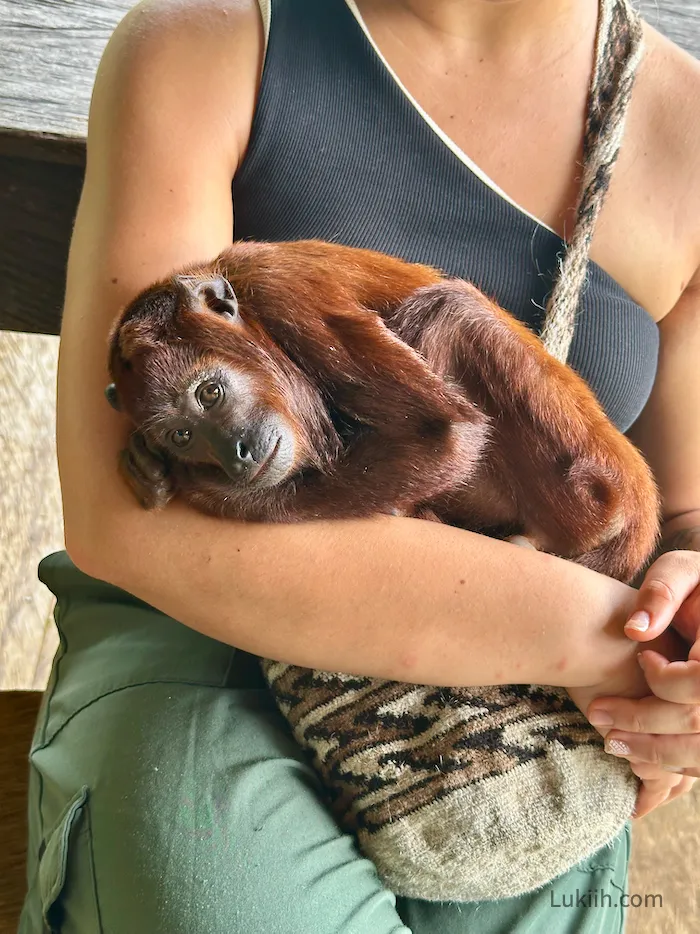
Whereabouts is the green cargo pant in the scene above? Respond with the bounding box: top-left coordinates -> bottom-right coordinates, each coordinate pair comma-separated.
19,551 -> 631,933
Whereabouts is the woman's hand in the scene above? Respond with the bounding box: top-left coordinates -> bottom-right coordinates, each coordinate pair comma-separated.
567,628 -> 688,722
613,543 -> 700,776
587,648 -> 700,792
624,539 -> 700,645
568,624 -> 692,818
625,762 -> 695,818
581,541 -> 700,815
588,683 -> 700,816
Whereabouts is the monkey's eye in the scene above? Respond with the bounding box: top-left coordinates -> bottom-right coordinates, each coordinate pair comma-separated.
170,428 -> 192,448
197,382 -> 223,409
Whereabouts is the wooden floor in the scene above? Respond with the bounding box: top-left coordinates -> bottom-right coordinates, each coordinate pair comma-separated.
0,330 -> 62,691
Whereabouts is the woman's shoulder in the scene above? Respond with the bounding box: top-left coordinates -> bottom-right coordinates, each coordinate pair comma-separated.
602,23 -> 700,318
103,0 -> 265,169
641,25 -> 700,292
638,23 -> 700,155
634,25 -> 700,214
118,0 -> 263,38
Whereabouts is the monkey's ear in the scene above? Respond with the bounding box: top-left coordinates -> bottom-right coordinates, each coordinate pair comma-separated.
176,275 -> 239,322
115,319 -> 155,362
105,383 -> 122,411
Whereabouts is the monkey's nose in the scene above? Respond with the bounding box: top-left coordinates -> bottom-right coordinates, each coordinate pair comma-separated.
212,436 -> 258,480
231,440 -> 256,473
206,428 -> 274,483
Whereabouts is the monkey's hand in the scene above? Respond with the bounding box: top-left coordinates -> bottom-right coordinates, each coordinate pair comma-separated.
119,431 -> 175,511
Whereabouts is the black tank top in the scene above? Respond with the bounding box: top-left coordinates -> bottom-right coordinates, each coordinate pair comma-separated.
233,0 -> 659,433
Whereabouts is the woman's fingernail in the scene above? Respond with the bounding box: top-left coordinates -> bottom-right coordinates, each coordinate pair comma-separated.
588,709 -> 614,728
665,767 -> 685,774
605,739 -> 631,757
626,611 -> 650,632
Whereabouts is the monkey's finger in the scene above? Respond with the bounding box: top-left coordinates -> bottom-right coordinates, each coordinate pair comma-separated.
507,535 -> 537,549
128,432 -> 170,481
119,449 -> 175,511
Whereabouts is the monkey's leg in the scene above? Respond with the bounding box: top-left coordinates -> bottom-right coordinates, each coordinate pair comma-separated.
387,281 -> 660,582
120,431 -> 176,511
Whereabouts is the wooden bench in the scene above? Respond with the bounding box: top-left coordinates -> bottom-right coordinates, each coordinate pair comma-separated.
0,0 -> 132,334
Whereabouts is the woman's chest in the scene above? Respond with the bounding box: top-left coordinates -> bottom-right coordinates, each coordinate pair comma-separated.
353,10 -> 696,322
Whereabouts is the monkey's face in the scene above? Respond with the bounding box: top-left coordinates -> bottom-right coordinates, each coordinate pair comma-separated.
137,362 -> 297,489
107,276 -> 339,491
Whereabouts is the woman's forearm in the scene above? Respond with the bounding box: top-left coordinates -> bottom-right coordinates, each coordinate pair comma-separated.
80,496 -> 640,690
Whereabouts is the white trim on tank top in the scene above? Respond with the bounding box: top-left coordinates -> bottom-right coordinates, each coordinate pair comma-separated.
258,0 -> 271,50
255,0 -> 558,237
344,0 -> 558,235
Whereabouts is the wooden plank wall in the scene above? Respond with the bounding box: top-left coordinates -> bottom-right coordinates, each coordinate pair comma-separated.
0,0 -> 133,141
0,2 -> 696,149
638,0 -> 700,53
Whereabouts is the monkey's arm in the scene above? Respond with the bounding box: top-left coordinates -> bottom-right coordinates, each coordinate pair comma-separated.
266,307 -> 490,519
120,432 -> 175,511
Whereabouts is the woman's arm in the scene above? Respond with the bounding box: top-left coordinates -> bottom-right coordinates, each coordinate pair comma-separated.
623,272 -> 700,640
61,0 -> 646,692
584,256 -> 700,813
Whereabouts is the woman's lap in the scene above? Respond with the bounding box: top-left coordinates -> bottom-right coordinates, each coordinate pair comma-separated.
20,551 -> 630,934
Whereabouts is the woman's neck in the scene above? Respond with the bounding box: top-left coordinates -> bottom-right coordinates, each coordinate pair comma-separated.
359,0 -> 589,53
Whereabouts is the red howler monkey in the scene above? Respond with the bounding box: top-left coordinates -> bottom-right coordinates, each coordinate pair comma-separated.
106,240 -> 660,582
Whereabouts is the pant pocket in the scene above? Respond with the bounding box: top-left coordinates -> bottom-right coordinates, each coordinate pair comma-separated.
38,786 -> 101,933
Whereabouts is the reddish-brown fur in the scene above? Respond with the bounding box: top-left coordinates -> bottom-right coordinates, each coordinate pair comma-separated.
108,240 -> 661,582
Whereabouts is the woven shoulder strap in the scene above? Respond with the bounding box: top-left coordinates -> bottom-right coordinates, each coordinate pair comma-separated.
539,0 -> 644,362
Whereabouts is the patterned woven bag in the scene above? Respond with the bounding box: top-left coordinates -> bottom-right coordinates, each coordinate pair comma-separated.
261,0 -> 647,902
261,666 -> 637,900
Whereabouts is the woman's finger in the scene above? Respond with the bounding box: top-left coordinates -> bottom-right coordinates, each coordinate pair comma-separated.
604,729 -> 700,776
666,775 -> 698,802
629,756 -> 691,818
633,784 -> 671,819
637,651 -> 700,703
628,761 -> 684,787
588,693 -> 700,734
624,552 -> 700,641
